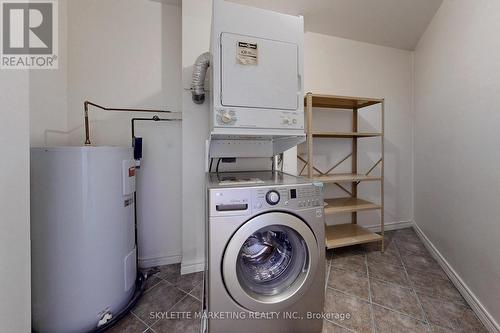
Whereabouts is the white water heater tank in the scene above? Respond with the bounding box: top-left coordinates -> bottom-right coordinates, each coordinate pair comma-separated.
30,146 -> 137,333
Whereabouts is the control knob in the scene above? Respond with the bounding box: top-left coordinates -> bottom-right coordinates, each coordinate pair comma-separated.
266,190 -> 280,205
221,112 -> 234,124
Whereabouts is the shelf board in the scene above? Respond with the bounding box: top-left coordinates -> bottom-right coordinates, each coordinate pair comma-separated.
305,94 -> 383,110
312,173 -> 382,183
324,197 -> 381,215
312,132 -> 382,138
325,224 -> 382,249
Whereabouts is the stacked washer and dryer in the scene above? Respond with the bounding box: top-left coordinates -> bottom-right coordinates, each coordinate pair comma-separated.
204,1 -> 326,332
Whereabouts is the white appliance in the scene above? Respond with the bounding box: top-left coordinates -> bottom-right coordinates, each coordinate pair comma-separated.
205,171 -> 325,332
30,147 -> 137,333
209,0 -> 305,157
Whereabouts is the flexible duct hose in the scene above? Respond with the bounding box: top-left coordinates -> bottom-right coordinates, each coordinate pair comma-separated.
191,52 -> 210,104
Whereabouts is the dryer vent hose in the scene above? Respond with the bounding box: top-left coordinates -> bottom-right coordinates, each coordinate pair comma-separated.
191,52 -> 210,104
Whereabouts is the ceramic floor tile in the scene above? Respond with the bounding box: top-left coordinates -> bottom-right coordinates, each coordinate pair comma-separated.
156,264 -> 181,283
331,251 -> 367,275
322,320 -> 354,333
328,267 -> 370,300
372,304 -> 429,333
362,240 -> 385,252
324,288 -> 373,333
393,228 -> 420,243
150,295 -> 201,333
366,245 -> 402,266
406,268 -> 463,303
419,294 -> 487,333
368,261 -> 409,287
113,235 -> 485,333
430,325 -> 454,333
132,282 -> 187,325
106,312 -> 148,333
397,240 -> 430,257
370,279 -> 424,320
170,271 -> 204,294
144,276 -> 164,293
189,282 -> 203,301
401,254 -> 447,279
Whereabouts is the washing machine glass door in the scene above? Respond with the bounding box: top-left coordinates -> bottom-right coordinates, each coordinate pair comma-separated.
223,212 -> 319,312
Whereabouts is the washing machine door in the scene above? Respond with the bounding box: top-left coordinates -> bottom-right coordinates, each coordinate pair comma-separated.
222,212 -> 319,312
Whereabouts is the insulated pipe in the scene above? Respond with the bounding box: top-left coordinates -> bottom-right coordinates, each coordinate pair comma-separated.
83,101 -> 180,145
191,52 -> 210,104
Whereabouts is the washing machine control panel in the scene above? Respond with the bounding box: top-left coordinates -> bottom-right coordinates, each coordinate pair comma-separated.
209,184 -> 323,216
252,184 -> 323,212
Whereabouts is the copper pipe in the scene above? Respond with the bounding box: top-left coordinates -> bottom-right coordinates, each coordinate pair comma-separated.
84,100 -> 180,145
131,116 -> 181,139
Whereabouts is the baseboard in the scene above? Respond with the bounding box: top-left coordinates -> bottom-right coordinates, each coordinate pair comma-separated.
138,254 -> 181,269
181,260 -> 205,275
413,223 -> 500,333
365,220 -> 414,233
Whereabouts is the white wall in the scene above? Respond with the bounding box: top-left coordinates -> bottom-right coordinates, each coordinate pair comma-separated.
66,0 -> 183,267
28,0 -> 183,267
181,0 -> 212,274
29,0 -> 68,147
304,32 -> 414,229
0,72 -> 31,331
414,0 -> 500,328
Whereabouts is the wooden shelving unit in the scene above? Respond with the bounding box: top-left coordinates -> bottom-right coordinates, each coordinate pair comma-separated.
325,224 -> 382,249
324,198 -> 381,215
312,132 -> 382,138
300,93 -> 385,251
312,174 -> 382,183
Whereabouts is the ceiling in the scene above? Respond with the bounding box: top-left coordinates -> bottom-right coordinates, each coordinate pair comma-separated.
229,0 -> 443,50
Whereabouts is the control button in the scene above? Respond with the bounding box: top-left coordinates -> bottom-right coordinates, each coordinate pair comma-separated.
255,202 -> 262,209
292,118 -> 297,124
221,112 -> 233,123
284,200 -> 289,206
265,190 -> 280,205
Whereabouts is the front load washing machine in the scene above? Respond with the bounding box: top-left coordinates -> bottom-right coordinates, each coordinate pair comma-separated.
205,171 -> 325,333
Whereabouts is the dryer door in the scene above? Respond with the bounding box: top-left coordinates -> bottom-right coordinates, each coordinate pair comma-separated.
222,212 -> 319,312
